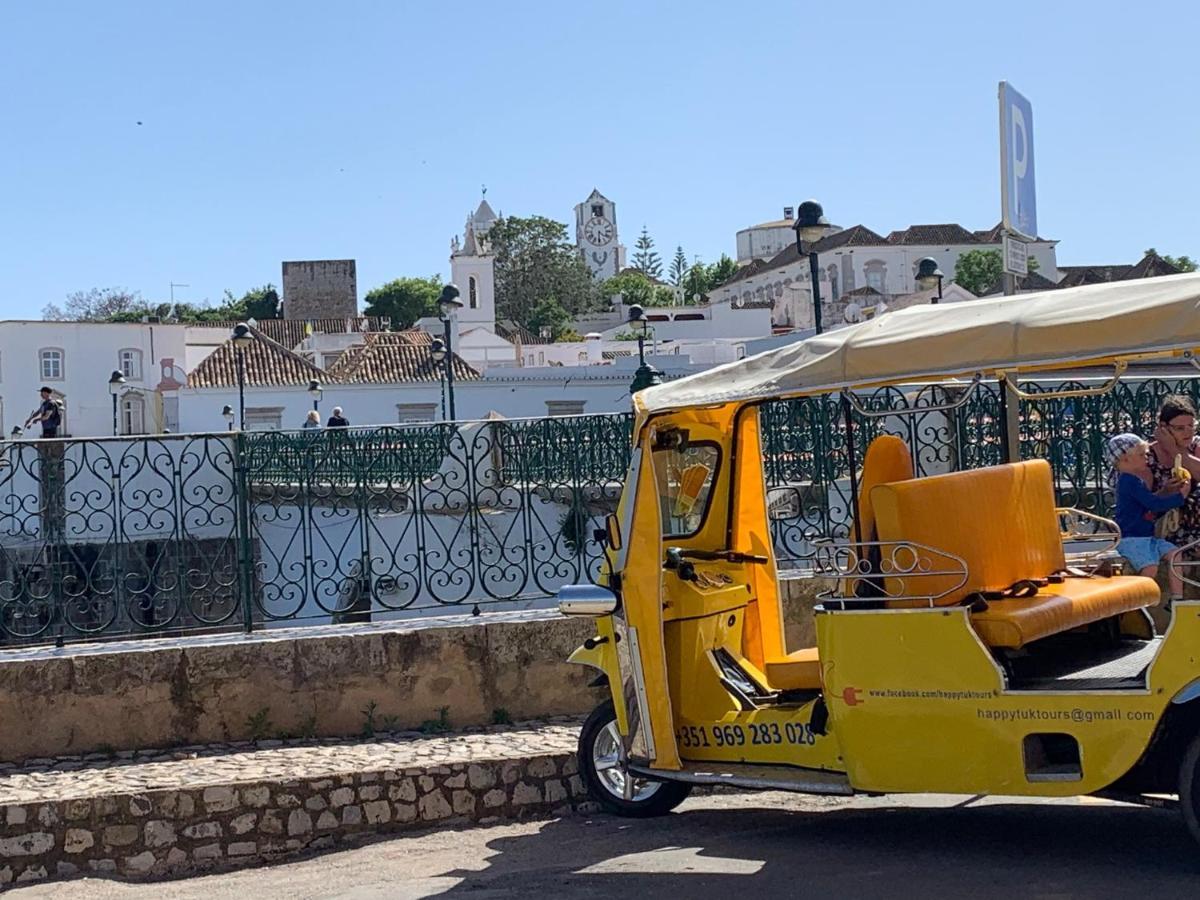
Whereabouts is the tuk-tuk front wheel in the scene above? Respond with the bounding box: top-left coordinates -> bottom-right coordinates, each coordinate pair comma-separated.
578,700 -> 692,817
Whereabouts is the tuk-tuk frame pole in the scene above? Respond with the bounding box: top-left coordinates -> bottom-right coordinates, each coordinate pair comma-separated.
998,375 -> 1021,463
841,392 -> 863,546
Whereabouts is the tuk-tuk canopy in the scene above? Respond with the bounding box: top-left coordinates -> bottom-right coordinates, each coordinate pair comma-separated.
635,273 -> 1200,415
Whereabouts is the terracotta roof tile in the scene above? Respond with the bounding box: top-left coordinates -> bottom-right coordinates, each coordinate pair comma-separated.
886,224 -> 982,246
325,333 -> 480,384
187,326 -> 327,388
723,225 -> 889,287
197,316 -> 389,350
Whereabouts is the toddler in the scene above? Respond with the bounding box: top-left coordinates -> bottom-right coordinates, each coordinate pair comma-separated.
1106,432 -> 1187,603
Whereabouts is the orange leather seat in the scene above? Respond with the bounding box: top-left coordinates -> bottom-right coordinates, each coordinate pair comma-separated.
870,460 -> 1159,649
970,576 -> 1158,649
764,647 -> 822,691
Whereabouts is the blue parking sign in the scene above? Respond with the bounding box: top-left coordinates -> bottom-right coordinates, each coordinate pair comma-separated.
999,82 -> 1037,240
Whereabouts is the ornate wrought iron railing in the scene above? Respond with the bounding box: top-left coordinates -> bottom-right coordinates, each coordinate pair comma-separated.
2,375 -> 1198,647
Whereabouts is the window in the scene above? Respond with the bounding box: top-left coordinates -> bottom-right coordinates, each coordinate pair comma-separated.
39,349 -> 64,381
118,348 -> 143,380
244,407 -> 283,431
545,400 -> 585,417
321,350 -> 344,369
397,403 -> 437,424
120,394 -> 146,435
828,265 -> 840,300
468,276 -> 478,309
591,204 -> 604,218
864,259 -> 888,294
653,441 -> 720,537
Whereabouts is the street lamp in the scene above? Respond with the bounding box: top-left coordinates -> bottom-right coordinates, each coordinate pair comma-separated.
231,323 -> 253,430
628,304 -> 663,394
437,284 -> 462,421
429,337 -> 449,420
916,257 -> 945,304
222,404 -> 235,431
307,379 -> 323,412
792,200 -> 831,334
108,370 -> 126,436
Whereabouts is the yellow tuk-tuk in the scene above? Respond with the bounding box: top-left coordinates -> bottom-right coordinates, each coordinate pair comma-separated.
559,273 -> 1200,843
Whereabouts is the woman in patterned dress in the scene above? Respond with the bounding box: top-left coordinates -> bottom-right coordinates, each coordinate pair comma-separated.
1148,395 -> 1200,549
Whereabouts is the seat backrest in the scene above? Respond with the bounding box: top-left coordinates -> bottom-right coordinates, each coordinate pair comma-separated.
870,460 -> 1065,607
850,435 -> 915,544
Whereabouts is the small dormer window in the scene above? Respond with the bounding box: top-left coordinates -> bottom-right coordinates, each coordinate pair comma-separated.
591,204 -> 604,218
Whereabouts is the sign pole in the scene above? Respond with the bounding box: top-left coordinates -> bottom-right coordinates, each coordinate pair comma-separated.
998,81 -> 1037,457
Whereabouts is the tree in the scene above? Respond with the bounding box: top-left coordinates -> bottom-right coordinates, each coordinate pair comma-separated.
489,216 -> 598,325
599,271 -> 656,307
632,227 -> 663,280
953,249 -> 1004,295
1145,248 -> 1198,273
669,246 -> 689,287
682,263 -> 711,303
706,254 -> 739,290
222,284 -> 281,321
527,297 -> 579,342
363,276 -> 442,330
43,287 -> 142,321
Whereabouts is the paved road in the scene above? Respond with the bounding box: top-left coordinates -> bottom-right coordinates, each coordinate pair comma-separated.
12,792 -> 1199,899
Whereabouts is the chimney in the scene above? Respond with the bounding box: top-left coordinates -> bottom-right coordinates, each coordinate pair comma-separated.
783,206 -> 795,221
584,332 -> 603,365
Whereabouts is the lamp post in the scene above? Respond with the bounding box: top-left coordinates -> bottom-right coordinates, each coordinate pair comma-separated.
108,370 -> 126,436
307,379 -> 323,413
437,284 -> 462,421
222,405 -> 235,431
231,323 -> 253,430
628,304 -> 663,394
429,337 -> 448,420
792,199 -> 832,334
916,257 -> 945,303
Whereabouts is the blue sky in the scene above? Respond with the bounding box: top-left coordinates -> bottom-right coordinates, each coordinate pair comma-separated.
2,0 -> 1197,319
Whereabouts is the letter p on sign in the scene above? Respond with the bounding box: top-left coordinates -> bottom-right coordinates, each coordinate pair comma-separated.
1000,82 -> 1037,241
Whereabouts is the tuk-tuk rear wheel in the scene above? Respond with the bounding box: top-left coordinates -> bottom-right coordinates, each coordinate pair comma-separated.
579,700 -> 692,817
1179,732 -> 1200,847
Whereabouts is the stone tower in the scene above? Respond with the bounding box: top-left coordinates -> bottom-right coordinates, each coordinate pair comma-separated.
281,260 -> 358,321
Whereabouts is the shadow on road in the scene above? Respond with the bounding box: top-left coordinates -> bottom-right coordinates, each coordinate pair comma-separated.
436,798 -> 1199,897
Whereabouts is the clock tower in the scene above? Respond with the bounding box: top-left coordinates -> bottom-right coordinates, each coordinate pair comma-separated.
574,189 -> 624,280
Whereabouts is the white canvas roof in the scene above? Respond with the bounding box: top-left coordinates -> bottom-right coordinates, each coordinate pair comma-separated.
635,274 -> 1200,415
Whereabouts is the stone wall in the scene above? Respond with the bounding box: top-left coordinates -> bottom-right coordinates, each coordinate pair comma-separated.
0,612 -> 603,764
281,259 -> 357,321
0,578 -> 832,764
0,747 -> 584,884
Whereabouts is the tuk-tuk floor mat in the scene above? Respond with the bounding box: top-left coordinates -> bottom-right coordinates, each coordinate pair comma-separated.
1008,637 -> 1161,691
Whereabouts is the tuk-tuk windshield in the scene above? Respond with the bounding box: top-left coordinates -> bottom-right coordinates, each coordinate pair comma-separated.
654,442 -> 719,537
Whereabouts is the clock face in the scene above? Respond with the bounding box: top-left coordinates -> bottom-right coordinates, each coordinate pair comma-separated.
584,216 -> 614,246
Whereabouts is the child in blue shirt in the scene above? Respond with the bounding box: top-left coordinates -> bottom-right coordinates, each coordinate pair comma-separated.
1106,432 -> 1187,603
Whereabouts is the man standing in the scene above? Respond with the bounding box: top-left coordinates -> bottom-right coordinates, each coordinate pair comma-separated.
326,406 -> 349,428
24,387 -> 62,438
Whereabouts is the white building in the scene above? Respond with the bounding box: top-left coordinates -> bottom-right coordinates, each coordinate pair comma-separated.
0,320 -> 199,437
713,222 -> 1061,330
736,207 -> 842,264
177,324 -> 703,431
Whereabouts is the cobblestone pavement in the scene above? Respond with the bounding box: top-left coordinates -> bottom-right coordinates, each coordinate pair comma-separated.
11,792 -> 1198,899
0,720 -> 587,885
0,719 -> 582,805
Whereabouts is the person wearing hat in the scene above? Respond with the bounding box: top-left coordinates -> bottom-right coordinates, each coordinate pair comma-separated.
24,387 -> 63,438
1107,432 -> 1187,604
